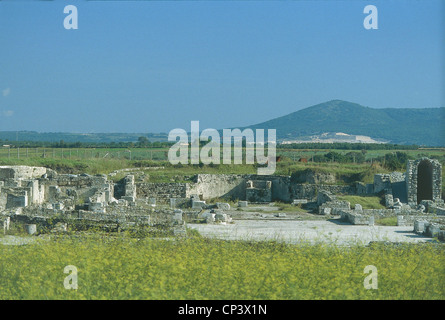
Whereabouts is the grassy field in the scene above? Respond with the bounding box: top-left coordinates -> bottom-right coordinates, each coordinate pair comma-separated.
0,234 -> 443,300
337,195 -> 386,209
1,146 -> 444,165
0,150 -> 391,181
1,147 -> 443,195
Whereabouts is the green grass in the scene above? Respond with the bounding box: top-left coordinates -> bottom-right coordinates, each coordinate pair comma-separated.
337,195 -> 386,209
376,217 -> 398,226
274,202 -> 309,213
0,234 -> 443,300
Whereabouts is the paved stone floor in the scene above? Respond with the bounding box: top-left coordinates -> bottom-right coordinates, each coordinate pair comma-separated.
0,219 -> 434,246
187,218 -> 433,245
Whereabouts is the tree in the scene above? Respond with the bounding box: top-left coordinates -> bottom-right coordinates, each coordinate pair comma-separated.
137,136 -> 149,147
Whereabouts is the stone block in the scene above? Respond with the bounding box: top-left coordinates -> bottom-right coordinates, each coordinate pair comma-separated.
173,209 -> 183,222
414,220 -> 427,234
385,194 -> 394,208
214,212 -> 225,222
216,202 -> 230,210
275,212 -> 287,217
192,200 -> 206,209
121,196 -> 135,203
6,191 -> 28,208
238,201 -> 248,207
118,199 -> 128,206
25,224 -> 37,235
89,202 -> 106,213
214,212 -> 232,223
354,204 -> 363,212
426,223 -> 440,237
201,211 -> 215,223
317,190 -> 336,206
373,174 -> 391,193
3,216 -> 10,233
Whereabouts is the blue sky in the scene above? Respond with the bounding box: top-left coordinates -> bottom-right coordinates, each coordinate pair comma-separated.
0,0 -> 443,133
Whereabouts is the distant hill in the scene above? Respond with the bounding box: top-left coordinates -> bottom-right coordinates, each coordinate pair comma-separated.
0,132 -> 169,144
243,100 -> 444,146
1,100 -> 443,146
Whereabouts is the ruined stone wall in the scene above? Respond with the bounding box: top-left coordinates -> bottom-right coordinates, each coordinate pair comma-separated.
406,158 -> 442,206
41,174 -> 110,203
136,182 -> 188,204
17,206 -> 184,230
291,184 -> 356,201
339,207 -> 431,225
186,174 -> 296,202
373,174 -> 391,194
187,174 -> 246,200
292,170 -> 336,184
245,180 -> 272,203
0,166 -> 47,180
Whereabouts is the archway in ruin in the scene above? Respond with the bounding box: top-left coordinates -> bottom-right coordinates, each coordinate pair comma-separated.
417,159 -> 433,204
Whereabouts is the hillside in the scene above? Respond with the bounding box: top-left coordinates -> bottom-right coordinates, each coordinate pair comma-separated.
244,100 -> 444,146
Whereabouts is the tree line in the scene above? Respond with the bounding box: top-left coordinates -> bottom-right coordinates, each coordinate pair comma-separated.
278,142 -> 420,150
0,137 -> 174,149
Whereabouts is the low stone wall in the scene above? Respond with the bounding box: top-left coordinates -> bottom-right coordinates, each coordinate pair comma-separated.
52,174 -> 107,188
135,174 -> 360,204
339,208 -> 433,226
319,201 -> 351,215
339,210 -> 372,225
11,206 -> 185,231
292,184 -> 356,201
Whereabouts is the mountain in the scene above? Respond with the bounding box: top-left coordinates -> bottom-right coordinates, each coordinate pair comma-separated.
243,100 -> 445,146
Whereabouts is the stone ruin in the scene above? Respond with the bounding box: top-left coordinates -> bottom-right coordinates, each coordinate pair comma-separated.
315,158 -> 445,239
245,180 -> 272,203
406,158 -> 442,206
0,166 -> 185,235
0,157 -> 444,240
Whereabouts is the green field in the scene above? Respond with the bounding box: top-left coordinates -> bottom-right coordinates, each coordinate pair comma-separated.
1,146 -> 444,191
337,195 -> 386,209
1,146 -> 444,164
0,234 -> 443,300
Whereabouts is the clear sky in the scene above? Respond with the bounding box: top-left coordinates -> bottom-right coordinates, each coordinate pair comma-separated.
0,0 -> 443,133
